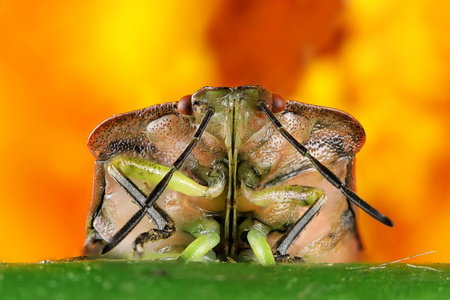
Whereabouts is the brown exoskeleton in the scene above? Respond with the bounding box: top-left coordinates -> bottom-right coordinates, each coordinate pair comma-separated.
84,86 -> 393,265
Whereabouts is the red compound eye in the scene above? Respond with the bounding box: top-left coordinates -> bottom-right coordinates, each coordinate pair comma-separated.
272,93 -> 286,113
178,95 -> 193,115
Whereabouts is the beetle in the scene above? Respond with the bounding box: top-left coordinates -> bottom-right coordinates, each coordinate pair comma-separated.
84,85 -> 393,265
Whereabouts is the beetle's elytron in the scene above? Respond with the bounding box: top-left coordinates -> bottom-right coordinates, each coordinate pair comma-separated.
84,86 -> 393,265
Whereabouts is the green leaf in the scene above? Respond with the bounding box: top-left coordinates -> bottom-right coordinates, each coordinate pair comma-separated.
0,260 -> 449,300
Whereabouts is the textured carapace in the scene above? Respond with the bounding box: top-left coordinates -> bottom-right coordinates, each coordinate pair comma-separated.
85,86 -> 389,264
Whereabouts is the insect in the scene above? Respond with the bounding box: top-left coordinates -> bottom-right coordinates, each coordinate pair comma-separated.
84,85 -> 393,265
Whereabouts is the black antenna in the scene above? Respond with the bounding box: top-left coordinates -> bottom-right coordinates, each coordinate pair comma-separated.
275,196 -> 327,255
259,101 -> 393,227
101,107 -> 216,255
108,164 -> 168,230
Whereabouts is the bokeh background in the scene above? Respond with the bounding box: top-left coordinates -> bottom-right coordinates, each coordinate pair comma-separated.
1,0 -> 449,263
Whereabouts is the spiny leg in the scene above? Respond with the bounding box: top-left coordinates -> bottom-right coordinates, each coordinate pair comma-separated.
178,218 -> 221,263
259,101 -> 393,227
101,107 -> 216,255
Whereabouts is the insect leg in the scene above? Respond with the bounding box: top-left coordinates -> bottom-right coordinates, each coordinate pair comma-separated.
109,155 -> 225,199
101,107 -> 215,255
108,164 -> 176,257
178,218 -> 221,263
242,184 -> 326,260
238,218 -> 275,266
259,101 -> 393,227
132,227 -> 175,257
109,157 -> 225,257
108,164 -> 171,230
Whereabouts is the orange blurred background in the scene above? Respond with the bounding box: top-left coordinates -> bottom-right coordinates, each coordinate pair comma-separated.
1,0 -> 449,263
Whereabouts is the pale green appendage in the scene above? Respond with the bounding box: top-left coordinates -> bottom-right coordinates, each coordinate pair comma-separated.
178,218 -> 221,262
241,184 -> 325,264
239,218 -> 275,266
108,155 -> 225,261
242,183 -> 324,208
109,155 -> 225,198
